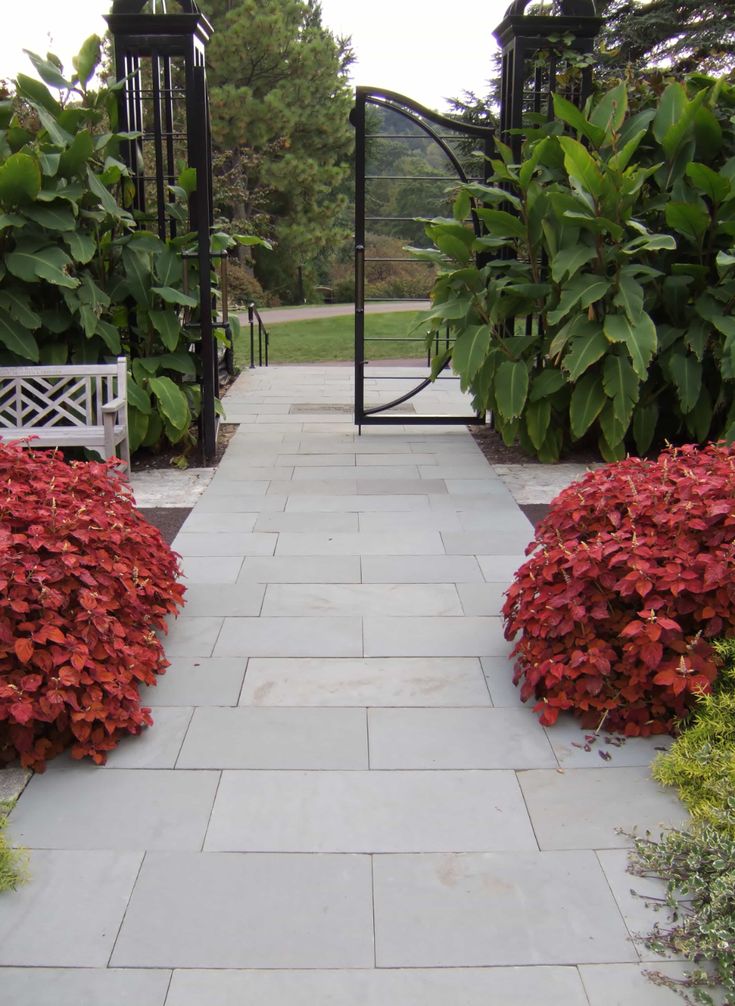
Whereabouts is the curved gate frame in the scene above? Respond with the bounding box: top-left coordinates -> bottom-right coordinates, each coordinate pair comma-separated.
353,87 -> 494,428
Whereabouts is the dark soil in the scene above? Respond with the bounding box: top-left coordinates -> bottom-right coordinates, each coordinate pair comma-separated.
469,424 -> 600,466
138,507 -> 191,546
520,503 -> 551,530
132,423 -> 239,473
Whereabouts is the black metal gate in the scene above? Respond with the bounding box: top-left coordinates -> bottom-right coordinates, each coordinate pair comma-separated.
353,87 -> 494,428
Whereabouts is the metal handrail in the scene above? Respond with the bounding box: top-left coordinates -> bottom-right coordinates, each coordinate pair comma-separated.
247,302 -> 269,368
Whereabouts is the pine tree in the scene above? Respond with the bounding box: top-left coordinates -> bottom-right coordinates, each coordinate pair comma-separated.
202,0 -> 355,301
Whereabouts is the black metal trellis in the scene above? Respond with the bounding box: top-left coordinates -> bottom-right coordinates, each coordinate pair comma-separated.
494,0 -> 602,158
352,87 -> 493,428
105,0 -> 219,462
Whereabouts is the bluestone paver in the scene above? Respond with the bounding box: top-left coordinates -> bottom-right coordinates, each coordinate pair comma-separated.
239,656 -> 491,707
579,963 -> 694,1005
110,852 -> 374,969
368,708 -> 556,769
238,555 -> 361,582
204,770 -> 537,852
101,707 -> 193,769
177,707 -> 368,769
165,966 -> 590,1005
261,582 -> 462,616
0,969 -> 170,1006
140,656 -> 247,706
518,767 -> 689,850
372,851 -> 637,967
10,768 -> 218,850
361,554 -> 484,583
214,615 -> 362,657
0,850 -> 142,966
363,615 -> 510,656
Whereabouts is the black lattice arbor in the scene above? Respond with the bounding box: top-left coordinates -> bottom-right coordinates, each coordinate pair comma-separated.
495,0 -> 602,157
105,0 -> 219,460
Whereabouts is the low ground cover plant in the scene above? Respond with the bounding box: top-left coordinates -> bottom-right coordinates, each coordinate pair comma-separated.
0,800 -> 27,892
628,640 -> 735,1005
0,441 -> 185,770
503,442 -> 735,735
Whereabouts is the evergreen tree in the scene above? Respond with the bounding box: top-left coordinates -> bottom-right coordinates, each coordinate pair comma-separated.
597,0 -> 735,76
202,0 -> 355,301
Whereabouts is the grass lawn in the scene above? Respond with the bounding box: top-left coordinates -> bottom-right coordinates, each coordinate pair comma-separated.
234,311 -> 428,366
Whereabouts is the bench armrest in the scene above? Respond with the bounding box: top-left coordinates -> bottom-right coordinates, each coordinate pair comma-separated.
101,396 -> 127,416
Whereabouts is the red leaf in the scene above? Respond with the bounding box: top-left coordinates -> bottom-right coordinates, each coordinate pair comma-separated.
14,637 -> 34,664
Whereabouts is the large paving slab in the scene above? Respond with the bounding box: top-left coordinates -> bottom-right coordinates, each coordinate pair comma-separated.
372,851 -> 637,967
0,850 -> 142,966
214,615 -> 363,657
368,708 -> 556,769
0,969 -> 170,1006
204,770 -> 537,852
140,656 -> 247,706
238,656 -> 491,706
111,852 -> 374,969
518,767 -> 689,849
177,707 -> 368,769
10,768 -> 218,850
166,966 -> 591,1005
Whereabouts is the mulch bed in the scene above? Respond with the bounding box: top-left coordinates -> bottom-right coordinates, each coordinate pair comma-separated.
137,507 -> 192,546
469,424 -> 599,466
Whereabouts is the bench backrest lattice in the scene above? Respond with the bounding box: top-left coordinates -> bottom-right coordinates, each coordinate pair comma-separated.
0,359 -> 131,469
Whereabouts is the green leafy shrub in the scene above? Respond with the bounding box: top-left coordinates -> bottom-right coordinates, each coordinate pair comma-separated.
417,74 -> 735,461
0,39 -> 263,453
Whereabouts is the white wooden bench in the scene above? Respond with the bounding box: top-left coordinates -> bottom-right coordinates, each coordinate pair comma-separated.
0,357 -> 131,469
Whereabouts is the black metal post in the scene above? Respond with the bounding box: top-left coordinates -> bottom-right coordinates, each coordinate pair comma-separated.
353,90 -> 366,428
248,302 -> 255,368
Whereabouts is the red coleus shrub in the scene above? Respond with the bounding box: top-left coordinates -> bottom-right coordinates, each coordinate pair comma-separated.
503,443 -> 735,736
0,441 -> 185,770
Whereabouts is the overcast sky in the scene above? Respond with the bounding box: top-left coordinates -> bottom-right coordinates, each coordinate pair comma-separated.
0,0 -> 511,111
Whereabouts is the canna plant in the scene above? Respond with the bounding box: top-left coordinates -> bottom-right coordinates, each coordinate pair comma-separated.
0,37 -> 264,453
415,75 -> 735,461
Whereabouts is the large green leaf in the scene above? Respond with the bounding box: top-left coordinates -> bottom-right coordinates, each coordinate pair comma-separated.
590,82 -> 628,137
148,376 -> 190,431
64,231 -> 96,264
95,320 -> 122,355
665,202 -> 710,244
24,50 -> 70,89
604,312 -> 657,379
562,329 -> 608,381
0,309 -> 39,360
148,352 -> 197,377
23,203 -> 76,231
552,94 -> 605,147
127,406 -> 150,454
72,35 -> 101,87
652,83 -> 688,145
0,153 -> 41,206
686,163 -> 730,204
529,367 -> 566,402
475,208 -> 526,239
598,399 -> 627,450
613,274 -> 644,322
524,398 -> 551,450
602,353 -> 639,427
151,286 -> 198,308
0,290 -> 41,329
550,245 -> 596,284
569,370 -> 606,438
14,73 -> 60,114
451,324 -> 490,386
632,401 -> 659,455
155,247 -> 184,287
558,137 -> 604,198
150,309 -> 183,351
684,385 -> 712,442
59,131 -> 95,177
547,274 -> 611,327
6,246 -> 78,289
494,359 -> 529,421
127,380 -> 152,416
122,247 -> 153,307
668,352 -> 702,413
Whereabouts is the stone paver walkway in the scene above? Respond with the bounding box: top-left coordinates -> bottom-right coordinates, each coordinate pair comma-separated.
0,366 -> 691,1004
